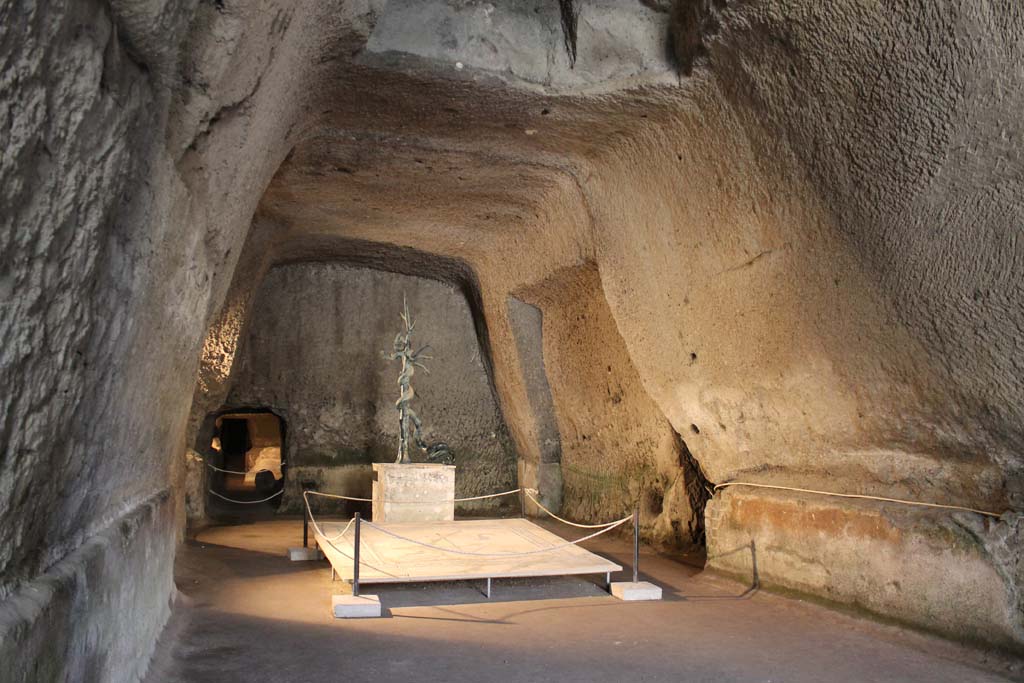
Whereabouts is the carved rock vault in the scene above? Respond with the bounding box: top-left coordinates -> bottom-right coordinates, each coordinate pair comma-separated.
1,0 -> 1022,678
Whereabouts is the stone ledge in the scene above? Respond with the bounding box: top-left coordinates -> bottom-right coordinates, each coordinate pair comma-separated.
706,487 -> 1023,650
0,491 -> 177,682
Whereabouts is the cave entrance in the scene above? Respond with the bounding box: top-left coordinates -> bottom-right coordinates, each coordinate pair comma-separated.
209,410 -> 285,505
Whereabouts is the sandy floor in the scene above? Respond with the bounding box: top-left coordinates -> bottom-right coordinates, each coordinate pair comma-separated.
146,518 -> 1022,683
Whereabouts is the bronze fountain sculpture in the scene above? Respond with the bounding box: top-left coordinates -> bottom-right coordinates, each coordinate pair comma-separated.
388,297 -> 452,465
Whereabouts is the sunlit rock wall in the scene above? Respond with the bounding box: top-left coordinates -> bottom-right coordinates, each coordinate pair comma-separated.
514,264 -> 709,549
573,0 -> 1024,647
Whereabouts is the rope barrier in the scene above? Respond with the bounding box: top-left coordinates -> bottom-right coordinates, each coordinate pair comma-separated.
320,516 -> 356,543
208,488 -> 284,504
206,462 -> 286,475
454,488 -> 522,502
304,488 -> 523,505
301,491 -> 398,577
206,463 -> 250,475
302,491 -> 347,540
300,488 -> 630,577
305,490 -> 372,502
523,488 -> 627,529
713,482 -> 1004,518
361,514 -> 632,558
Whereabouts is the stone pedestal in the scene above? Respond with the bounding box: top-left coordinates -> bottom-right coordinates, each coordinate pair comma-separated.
372,463 -> 455,522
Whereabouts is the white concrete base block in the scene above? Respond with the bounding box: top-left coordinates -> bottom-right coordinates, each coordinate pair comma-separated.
288,547 -> 323,561
610,581 -> 662,601
332,594 -> 382,618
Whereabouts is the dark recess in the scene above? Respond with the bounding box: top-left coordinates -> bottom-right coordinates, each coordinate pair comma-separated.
645,488 -> 664,516
676,431 -> 713,546
559,0 -> 581,67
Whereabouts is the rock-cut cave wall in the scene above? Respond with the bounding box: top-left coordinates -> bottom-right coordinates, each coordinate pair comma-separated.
0,0 -> 376,679
513,263 -> 710,549
2,0 -> 1023,678
210,262 -> 516,514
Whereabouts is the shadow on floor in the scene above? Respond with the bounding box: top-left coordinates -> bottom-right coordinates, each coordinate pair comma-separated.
367,574 -> 611,609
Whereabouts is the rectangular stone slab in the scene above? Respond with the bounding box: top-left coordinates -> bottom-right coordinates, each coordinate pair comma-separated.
372,463 -> 456,522
316,518 -> 622,584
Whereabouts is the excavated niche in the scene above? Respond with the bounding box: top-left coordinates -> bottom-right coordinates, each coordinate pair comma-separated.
506,296 -> 564,512
193,408 -> 287,520
186,251 -> 518,520
512,263 -> 710,551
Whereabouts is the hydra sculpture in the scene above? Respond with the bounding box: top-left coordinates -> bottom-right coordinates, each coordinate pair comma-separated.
388,297 -> 453,465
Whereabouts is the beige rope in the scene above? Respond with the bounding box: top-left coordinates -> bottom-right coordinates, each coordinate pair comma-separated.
714,482 -> 1003,518
454,488 -> 522,502
305,490 -> 372,502
523,488 -> 629,529
207,462 -> 285,475
208,488 -> 284,504
206,463 -> 250,475
361,515 -> 632,557
320,516 -> 356,543
301,491 -> 397,577
304,488 -> 522,504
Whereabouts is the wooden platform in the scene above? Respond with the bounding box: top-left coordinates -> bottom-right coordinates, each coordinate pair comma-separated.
315,518 -> 622,585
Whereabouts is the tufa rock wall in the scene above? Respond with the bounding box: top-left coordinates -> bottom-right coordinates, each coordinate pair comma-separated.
0,0 -> 376,678
220,263 -> 516,514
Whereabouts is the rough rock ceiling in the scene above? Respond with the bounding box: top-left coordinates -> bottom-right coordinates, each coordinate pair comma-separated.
265,134 -> 567,247
258,59 -> 685,265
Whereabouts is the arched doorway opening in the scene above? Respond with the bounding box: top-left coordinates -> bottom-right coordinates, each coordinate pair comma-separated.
207,410 -> 286,508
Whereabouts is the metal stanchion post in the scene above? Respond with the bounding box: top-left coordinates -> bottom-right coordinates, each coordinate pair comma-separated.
353,512 -> 361,597
632,507 -> 639,584
301,481 -> 318,549
303,497 -> 309,548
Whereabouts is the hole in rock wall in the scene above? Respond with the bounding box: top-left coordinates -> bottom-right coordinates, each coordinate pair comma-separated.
207,410 -> 285,508
676,432 -> 712,549
645,488 -> 664,516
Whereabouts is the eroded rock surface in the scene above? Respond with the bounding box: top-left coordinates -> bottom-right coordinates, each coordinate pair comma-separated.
2,0 -> 1023,677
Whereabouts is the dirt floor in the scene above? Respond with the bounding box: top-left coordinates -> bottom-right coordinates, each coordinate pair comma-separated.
145,517 -> 1023,682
